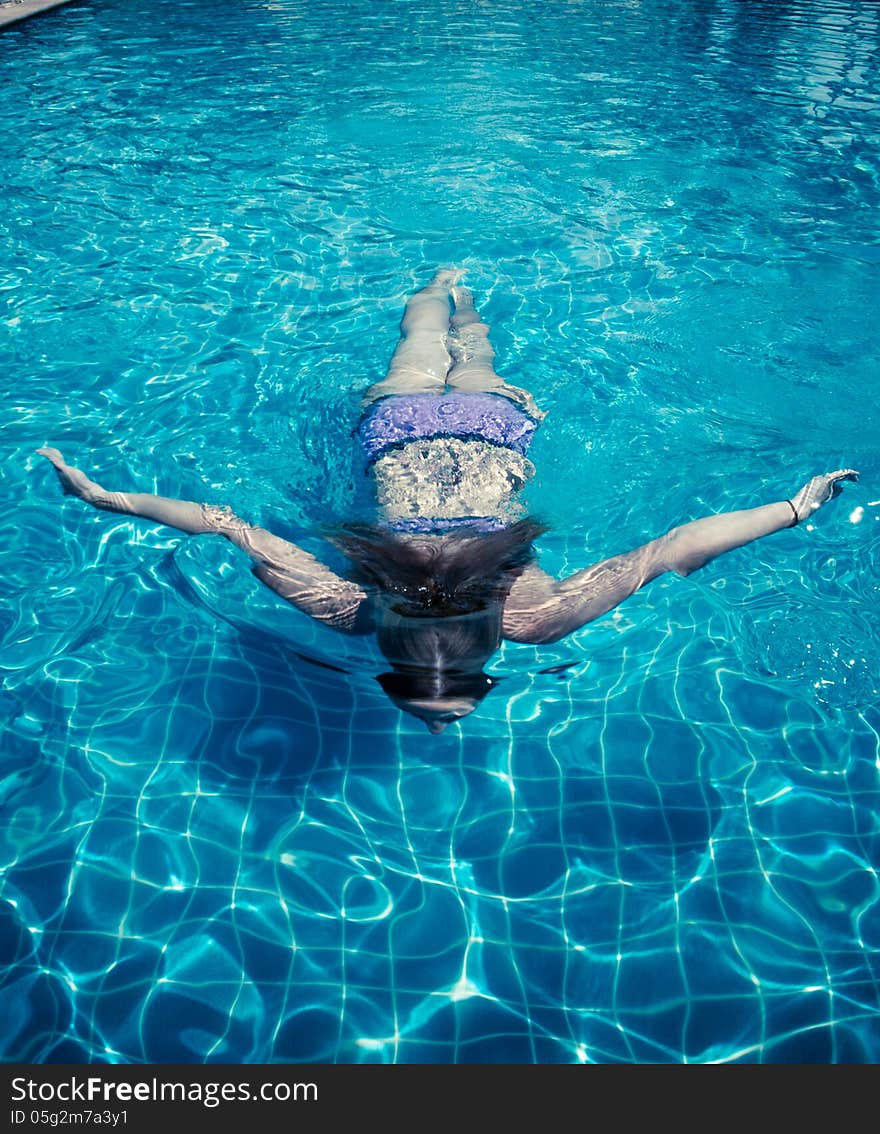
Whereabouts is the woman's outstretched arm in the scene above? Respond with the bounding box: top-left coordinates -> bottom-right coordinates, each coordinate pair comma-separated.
37,447 -> 367,632
502,470 -> 859,644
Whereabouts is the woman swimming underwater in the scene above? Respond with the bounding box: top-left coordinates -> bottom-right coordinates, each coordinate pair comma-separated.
38,270 -> 858,734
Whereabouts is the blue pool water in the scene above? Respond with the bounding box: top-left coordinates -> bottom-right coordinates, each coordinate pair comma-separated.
1,0 -> 879,1064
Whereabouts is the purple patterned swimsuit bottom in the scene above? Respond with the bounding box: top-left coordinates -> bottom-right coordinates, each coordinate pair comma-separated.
357,391 -> 540,533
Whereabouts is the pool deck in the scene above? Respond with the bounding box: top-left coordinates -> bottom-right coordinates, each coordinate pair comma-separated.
0,0 -> 76,29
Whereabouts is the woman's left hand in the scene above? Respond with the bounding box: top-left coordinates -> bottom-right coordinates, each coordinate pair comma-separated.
790,468 -> 860,522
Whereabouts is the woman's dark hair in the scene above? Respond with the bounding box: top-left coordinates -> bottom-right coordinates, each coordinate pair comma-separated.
325,517 -> 547,721
325,516 -> 547,616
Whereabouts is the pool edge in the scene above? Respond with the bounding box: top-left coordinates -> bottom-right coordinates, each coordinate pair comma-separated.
0,0 -> 78,30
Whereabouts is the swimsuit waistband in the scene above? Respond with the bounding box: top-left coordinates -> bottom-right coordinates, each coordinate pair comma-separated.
357,390 -> 539,465
383,515 -> 508,535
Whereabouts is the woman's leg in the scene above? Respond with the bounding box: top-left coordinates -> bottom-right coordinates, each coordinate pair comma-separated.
361,269 -> 459,406
447,286 -> 545,420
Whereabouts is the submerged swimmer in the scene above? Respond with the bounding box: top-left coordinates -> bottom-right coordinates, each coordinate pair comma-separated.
38,270 -> 859,734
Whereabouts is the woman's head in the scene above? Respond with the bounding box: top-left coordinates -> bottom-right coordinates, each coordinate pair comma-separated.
377,666 -> 493,734
326,517 -> 546,732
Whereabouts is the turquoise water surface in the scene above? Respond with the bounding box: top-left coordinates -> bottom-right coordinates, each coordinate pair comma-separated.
1,0 -> 879,1063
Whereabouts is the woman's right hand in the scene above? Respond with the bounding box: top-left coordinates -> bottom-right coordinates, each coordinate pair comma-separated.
36,447 -> 102,502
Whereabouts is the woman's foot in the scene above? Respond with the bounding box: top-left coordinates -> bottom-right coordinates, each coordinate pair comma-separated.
430,268 -> 464,290
451,285 -> 478,327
